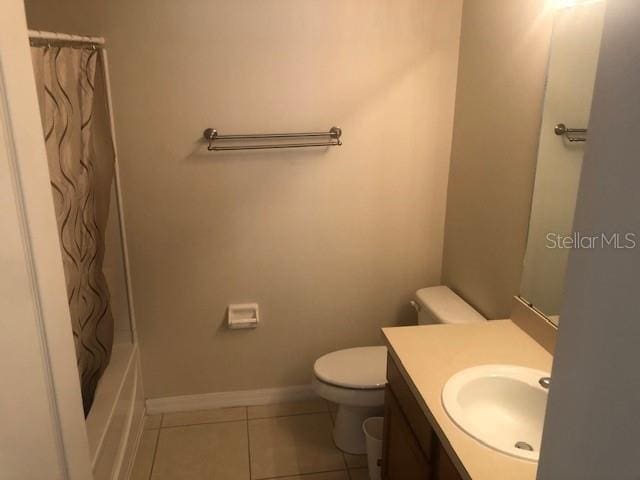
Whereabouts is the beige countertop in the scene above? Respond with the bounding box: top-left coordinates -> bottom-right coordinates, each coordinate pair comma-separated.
382,320 -> 553,480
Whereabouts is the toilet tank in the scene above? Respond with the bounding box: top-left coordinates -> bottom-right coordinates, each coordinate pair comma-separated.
414,286 -> 485,325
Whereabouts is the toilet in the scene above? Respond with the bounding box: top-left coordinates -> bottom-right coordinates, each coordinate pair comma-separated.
312,285 -> 486,454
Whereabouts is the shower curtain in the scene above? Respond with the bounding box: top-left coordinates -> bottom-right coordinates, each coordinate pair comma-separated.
31,46 -> 115,416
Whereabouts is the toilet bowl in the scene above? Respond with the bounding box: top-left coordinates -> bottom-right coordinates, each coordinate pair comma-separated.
312,286 -> 486,455
312,346 -> 387,454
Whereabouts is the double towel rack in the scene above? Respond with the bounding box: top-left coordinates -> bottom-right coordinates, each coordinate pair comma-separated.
203,127 -> 342,151
554,123 -> 587,142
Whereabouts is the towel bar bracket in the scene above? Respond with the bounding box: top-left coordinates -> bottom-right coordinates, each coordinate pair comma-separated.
554,123 -> 587,142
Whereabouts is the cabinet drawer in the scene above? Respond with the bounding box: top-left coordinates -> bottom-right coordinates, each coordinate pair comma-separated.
386,354 -> 434,460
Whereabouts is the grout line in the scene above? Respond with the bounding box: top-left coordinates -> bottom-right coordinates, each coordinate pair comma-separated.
327,401 -> 337,427
256,468 -> 349,479
246,407 -> 253,480
157,409 -> 331,430
247,409 -> 329,421
159,406 -> 245,427
339,446 -> 350,472
160,417 -> 248,429
324,403 -> 351,474
147,428 -> 161,480
348,468 -> 368,479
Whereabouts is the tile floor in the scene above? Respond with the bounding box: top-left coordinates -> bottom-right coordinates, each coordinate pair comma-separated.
131,398 -> 371,480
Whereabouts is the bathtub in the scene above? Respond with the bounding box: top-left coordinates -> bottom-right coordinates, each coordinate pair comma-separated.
85,342 -> 145,480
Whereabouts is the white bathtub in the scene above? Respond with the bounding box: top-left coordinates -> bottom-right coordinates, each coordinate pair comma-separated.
85,342 -> 145,480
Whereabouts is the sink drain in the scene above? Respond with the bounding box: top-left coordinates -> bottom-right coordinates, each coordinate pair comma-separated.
515,441 -> 534,451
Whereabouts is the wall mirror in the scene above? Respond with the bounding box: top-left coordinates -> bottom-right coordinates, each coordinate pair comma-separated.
520,0 -> 606,326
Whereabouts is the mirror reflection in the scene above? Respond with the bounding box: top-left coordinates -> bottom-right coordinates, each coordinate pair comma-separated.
520,0 -> 606,324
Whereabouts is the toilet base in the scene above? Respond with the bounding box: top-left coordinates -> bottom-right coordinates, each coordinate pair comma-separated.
333,404 -> 384,454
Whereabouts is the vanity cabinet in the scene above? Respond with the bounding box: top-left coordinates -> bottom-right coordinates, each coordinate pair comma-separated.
382,355 -> 463,480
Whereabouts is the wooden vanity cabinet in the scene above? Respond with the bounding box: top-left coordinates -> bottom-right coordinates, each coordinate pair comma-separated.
382,387 -> 431,479
382,355 -> 463,480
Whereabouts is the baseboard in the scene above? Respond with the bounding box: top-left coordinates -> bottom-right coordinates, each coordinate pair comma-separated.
145,384 -> 317,415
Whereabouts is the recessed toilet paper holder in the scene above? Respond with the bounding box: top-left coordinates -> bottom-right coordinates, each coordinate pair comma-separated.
228,303 -> 259,329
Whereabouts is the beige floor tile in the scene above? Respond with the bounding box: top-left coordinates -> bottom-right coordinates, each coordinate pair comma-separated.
151,421 -> 249,480
247,398 -> 328,419
144,414 -> 162,430
130,429 -> 159,480
248,413 -> 345,479
343,453 -> 368,468
277,471 -> 350,480
348,468 -> 370,480
162,406 -> 246,427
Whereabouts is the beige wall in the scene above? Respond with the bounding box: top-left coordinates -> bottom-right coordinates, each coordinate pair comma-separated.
442,0 -> 553,319
25,0 -> 463,398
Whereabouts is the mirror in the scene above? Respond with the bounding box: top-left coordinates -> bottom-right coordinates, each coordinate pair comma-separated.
520,1 -> 606,325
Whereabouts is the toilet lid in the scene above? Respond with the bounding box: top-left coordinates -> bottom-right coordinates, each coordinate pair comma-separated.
314,346 -> 387,390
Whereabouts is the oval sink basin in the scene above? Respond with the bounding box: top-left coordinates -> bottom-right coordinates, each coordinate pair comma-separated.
442,364 -> 549,461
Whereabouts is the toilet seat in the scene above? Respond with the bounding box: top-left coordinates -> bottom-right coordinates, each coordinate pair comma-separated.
312,346 -> 387,454
313,346 -> 387,390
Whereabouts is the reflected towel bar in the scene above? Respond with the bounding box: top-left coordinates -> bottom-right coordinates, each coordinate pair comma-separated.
554,123 -> 587,142
203,127 -> 342,151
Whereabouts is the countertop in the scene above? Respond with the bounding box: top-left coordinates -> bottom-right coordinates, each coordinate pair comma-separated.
382,320 -> 553,480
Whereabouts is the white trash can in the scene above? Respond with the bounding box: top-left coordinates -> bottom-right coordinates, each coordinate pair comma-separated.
362,416 -> 384,480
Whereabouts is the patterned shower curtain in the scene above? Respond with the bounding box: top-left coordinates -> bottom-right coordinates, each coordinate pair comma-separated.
31,46 -> 115,416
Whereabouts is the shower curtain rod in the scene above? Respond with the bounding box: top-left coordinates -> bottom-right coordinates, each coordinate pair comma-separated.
28,30 -> 105,48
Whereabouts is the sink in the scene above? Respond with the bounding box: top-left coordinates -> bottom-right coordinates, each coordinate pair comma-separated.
441,364 -> 549,461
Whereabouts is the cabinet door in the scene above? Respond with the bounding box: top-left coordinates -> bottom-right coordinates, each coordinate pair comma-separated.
382,387 -> 431,480
434,443 -> 463,480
